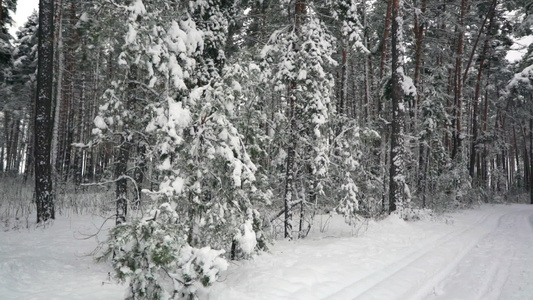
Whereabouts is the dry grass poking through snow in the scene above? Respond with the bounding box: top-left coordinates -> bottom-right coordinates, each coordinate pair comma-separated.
0,177 -> 116,231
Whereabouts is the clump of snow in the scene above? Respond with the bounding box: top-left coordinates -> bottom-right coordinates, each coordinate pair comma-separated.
167,97 -> 192,143
178,245 -> 229,295
79,12 -> 89,22
93,115 -> 108,130
158,175 -> 185,196
234,219 -> 257,256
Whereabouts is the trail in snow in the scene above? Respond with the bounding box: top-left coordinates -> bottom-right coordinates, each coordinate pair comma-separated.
425,208 -> 533,300
211,204 -> 533,300
1,204 -> 532,300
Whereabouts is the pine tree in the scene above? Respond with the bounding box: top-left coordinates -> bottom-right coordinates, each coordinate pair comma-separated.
94,0 -> 267,297
259,0 -> 338,239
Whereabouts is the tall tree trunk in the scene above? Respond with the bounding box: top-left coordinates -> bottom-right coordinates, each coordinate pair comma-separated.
389,0 -> 409,213
452,0 -> 469,160
283,0 -> 306,239
51,0 -> 64,178
413,0 -> 427,191
522,125 -> 530,190
413,0 -> 427,104
115,64 -> 137,225
513,126 -> 521,187
530,116 -> 533,204
380,0 -> 393,80
35,0 -> 56,223
469,0 -> 497,181
284,86 -> 297,239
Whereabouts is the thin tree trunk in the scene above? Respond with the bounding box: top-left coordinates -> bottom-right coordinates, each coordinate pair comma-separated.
51,0 -> 63,178
513,126 -> 521,187
530,116 -> 533,204
339,47 -> 347,116
115,141 -> 129,225
24,96 -> 36,183
413,0 -> 427,103
284,81 -> 297,239
115,63 -> 137,225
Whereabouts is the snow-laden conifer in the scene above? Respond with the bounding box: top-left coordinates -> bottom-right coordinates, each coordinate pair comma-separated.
94,0 -> 267,298
260,7 -> 337,239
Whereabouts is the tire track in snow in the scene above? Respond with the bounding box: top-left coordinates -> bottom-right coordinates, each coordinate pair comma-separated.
325,208 -> 503,300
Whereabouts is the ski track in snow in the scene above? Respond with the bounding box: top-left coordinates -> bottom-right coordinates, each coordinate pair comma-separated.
211,205 -> 533,300
1,204 -> 533,299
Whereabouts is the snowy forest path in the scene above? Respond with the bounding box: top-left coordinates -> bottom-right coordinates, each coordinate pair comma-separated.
211,204 -> 533,300
421,205 -> 533,300
328,205 -> 533,300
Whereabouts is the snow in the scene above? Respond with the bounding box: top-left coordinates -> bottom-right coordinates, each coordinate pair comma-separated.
506,35 -> 533,63
235,219 -> 257,255
79,12 -> 89,23
2,205 -> 533,299
93,116 -> 108,130
0,215 -> 123,299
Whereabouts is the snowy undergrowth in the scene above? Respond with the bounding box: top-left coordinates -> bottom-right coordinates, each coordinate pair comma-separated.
98,203 -> 230,300
0,178 -> 115,231
0,178 -> 34,230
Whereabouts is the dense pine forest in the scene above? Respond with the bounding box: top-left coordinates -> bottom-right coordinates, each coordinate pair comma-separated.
1,0 -> 533,298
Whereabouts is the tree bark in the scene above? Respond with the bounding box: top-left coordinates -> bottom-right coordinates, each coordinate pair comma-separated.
452,0 -> 469,160
380,0 -> 393,80
35,0 -> 56,223
530,117 -> 533,204
389,0 -> 408,213
469,0 -> 497,182
283,0 -> 306,239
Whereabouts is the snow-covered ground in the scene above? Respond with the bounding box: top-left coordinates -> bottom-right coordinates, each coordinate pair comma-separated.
1,204 -> 533,300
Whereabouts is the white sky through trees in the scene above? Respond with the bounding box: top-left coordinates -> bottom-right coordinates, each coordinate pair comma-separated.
9,0 -> 39,37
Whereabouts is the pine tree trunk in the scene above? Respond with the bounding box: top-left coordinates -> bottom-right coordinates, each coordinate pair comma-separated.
389,0 -> 407,213
115,141 -> 129,225
469,0 -> 497,182
413,0 -> 427,192
24,96 -> 35,183
284,88 -> 296,239
35,0 -> 55,223
114,64 -> 137,225
380,0 -> 393,80
452,0 -> 468,160
283,0 -> 307,239
51,0 -> 63,179
530,112 -> 533,204
339,47 -> 347,116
